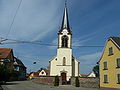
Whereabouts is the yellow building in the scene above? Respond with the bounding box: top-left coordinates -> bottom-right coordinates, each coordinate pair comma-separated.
99,37 -> 120,89
28,72 -> 39,79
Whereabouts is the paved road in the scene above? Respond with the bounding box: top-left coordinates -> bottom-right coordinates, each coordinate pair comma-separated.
2,80 -> 99,90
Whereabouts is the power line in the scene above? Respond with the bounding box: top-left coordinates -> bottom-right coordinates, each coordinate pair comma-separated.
0,37 -> 104,48
72,45 -> 104,47
6,0 -> 23,39
0,37 -> 41,45
0,42 -> 104,48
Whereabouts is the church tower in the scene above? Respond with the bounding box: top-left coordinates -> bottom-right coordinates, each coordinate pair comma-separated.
58,2 -> 72,49
49,2 -> 79,82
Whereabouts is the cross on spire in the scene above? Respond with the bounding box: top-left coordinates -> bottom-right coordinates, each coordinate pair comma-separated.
65,0 -> 67,7
59,1 -> 71,33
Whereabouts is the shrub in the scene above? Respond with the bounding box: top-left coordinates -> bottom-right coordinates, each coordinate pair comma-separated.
75,77 -> 80,87
0,65 -> 11,82
9,70 -> 21,81
0,65 -> 21,82
54,76 -> 59,86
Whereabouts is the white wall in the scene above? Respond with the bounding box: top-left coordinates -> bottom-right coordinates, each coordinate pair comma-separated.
74,59 -> 79,76
39,70 -> 47,76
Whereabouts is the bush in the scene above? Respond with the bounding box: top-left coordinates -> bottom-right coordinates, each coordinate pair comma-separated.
54,76 -> 59,86
0,65 -> 11,83
9,70 -> 21,81
10,70 -> 20,77
0,65 -> 21,82
75,77 -> 80,87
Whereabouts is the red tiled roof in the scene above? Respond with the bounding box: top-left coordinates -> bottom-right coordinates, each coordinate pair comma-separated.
33,72 -> 39,77
80,74 -> 88,77
0,48 -> 12,58
44,70 -> 49,73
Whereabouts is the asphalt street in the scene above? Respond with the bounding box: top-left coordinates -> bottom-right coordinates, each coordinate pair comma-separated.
2,80 -> 99,90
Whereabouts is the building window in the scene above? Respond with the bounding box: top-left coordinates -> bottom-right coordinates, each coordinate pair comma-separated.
14,66 -> 19,71
103,61 -> 108,70
63,57 -> 66,66
104,75 -> 108,83
62,35 -> 68,48
116,58 -> 120,68
108,47 -> 113,56
117,74 -> 120,84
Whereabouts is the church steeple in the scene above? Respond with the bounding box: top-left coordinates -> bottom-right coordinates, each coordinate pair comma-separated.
58,1 -> 72,49
59,1 -> 71,34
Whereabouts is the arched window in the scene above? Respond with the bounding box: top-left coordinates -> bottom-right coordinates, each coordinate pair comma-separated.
63,57 -> 66,66
62,35 -> 68,48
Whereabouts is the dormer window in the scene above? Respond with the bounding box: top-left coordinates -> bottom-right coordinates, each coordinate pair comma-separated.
62,35 -> 68,48
108,47 -> 113,56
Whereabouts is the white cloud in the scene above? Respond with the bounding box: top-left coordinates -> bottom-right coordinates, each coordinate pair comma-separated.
73,37 -> 93,46
49,38 -> 57,49
49,31 -> 97,50
0,0 -> 62,41
80,52 -> 102,62
72,30 -> 101,47
79,52 -> 102,74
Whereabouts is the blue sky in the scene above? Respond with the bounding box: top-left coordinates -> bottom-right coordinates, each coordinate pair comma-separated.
0,0 -> 120,74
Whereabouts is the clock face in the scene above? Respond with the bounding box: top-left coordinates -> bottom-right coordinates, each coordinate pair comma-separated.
62,29 -> 68,35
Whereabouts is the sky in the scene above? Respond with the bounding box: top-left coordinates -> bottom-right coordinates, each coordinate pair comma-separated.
0,0 -> 120,74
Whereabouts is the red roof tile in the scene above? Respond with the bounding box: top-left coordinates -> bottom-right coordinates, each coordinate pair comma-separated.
80,74 -> 88,77
44,70 -> 49,73
0,48 -> 12,58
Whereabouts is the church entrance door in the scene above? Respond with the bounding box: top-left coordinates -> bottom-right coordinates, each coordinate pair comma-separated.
61,72 -> 67,84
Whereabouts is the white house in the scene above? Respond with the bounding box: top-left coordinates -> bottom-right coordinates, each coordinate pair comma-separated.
39,69 -> 49,76
87,72 -> 96,77
49,3 -> 80,81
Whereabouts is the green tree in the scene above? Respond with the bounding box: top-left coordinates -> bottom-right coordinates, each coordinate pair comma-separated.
0,65 -> 21,82
54,76 -> 59,86
75,77 -> 80,87
93,65 -> 99,77
10,70 -> 20,77
0,65 -> 11,82
9,70 -> 21,81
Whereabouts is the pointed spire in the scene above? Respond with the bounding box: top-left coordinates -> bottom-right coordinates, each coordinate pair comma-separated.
60,1 -> 70,31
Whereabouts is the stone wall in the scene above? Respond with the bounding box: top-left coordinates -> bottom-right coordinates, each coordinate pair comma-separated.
32,76 -> 100,88
71,77 -> 100,88
32,77 -> 54,85
32,76 -> 62,85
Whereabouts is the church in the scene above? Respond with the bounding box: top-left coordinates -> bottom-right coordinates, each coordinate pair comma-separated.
49,3 -> 80,81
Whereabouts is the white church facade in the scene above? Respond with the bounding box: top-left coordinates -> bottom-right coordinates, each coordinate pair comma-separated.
49,3 -> 80,81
